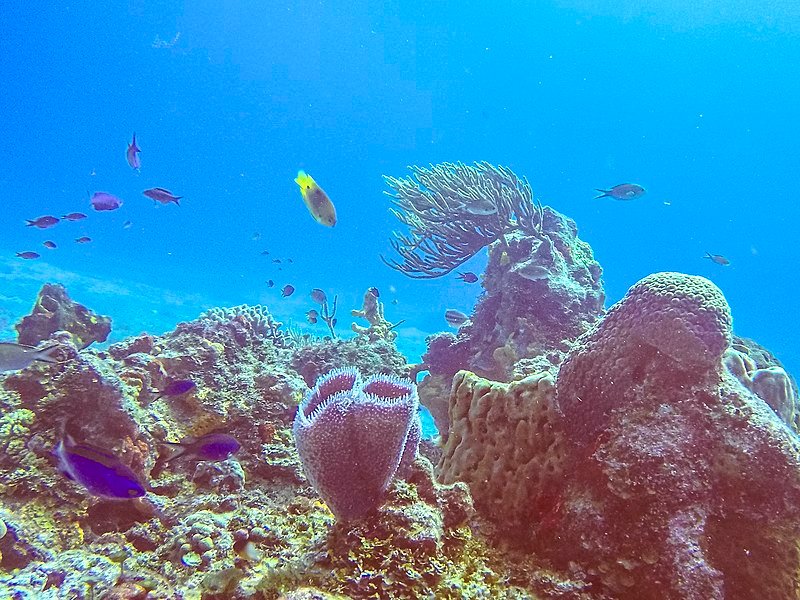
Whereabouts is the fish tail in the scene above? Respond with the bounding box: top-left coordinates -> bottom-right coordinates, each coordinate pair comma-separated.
703,252 -> 712,260
34,344 -> 62,364
173,197 -> 182,206
593,189 -> 610,199
25,220 -> 34,226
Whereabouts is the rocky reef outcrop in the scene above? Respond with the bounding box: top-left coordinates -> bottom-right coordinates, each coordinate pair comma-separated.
435,272 -> 800,599
420,206 -> 604,433
14,283 -> 111,349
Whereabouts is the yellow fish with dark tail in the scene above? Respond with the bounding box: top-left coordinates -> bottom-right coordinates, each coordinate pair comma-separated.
294,170 -> 337,227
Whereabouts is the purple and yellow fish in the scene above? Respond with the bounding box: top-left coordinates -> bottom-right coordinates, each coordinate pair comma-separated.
294,171 -> 337,227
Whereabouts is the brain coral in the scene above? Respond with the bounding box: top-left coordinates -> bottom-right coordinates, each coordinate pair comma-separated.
557,271 -> 732,451
543,271 -> 800,599
437,370 -> 565,540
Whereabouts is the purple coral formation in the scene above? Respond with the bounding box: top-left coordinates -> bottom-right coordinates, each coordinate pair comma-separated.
541,272 -> 800,599
293,368 -> 421,521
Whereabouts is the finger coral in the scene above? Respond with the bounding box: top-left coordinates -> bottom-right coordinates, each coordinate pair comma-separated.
292,368 -> 421,521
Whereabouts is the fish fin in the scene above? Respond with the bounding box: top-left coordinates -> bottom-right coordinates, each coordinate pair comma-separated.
33,344 -> 61,364
593,189 -> 610,199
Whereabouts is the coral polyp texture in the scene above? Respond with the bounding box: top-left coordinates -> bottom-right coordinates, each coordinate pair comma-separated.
292,368 -> 421,521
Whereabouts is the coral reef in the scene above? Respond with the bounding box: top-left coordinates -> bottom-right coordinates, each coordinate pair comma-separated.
14,283 -> 111,349
293,368 -> 421,521
419,206 -> 604,433
350,288 -> 403,343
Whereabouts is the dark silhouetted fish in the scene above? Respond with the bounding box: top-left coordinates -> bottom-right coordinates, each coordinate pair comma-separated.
282,285 -> 295,297
62,212 -> 87,221
91,191 -> 123,211
456,271 -> 478,283
0,342 -> 60,372
704,252 -> 730,266
54,433 -> 146,499
75,236 -> 92,244
310,288 -> 327,304
16,251 -> 40,260
445,309 -> 469,327
266,279 -> 275,287
143,187 -> 182,206
126,133 -> 141,170
594,183 -> 646,201
163,432 -> 241,465
306,309 -> 319,324
154,379 -> 197,401
26,215 -> 59,229
43,241 -> 57,249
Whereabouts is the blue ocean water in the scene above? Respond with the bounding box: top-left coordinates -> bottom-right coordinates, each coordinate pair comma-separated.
1,1 -> 798,377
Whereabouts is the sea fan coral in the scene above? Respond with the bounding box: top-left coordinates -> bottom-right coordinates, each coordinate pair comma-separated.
292,368 -> 421,521
382,161 -> 544,278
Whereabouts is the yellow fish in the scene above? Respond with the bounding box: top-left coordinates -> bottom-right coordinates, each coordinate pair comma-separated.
294,171 -> 337,227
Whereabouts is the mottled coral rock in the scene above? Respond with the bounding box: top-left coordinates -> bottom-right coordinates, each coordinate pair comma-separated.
14,283 -> 111,349
557,271 -> 732,452
290,337 -> 409,386
350,288 -> 400,342
420,208 -> 604,434
542,271 -> 800,599
437,370 -> 565,540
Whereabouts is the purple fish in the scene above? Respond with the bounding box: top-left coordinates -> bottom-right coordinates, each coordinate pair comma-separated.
281,284 -> 295,297
154,378 -> 197,400
26,215 -> 60,229
43,241 -> 57,249
127,133 -> 141,170
310,288 -> 327,304
91,191 -> 123,211
594,183 -> 646,201
54,433 -> 146,499
16,251 -> 40,260
456,271 -> 479,283
143,187 -> 182,206
75,236 -> 92,244
62,212 -> 87,221
164,432 -> 241,464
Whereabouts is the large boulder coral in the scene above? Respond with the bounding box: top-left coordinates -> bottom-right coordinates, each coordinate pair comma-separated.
14,283 -> 111,349
543,272 -> 800,599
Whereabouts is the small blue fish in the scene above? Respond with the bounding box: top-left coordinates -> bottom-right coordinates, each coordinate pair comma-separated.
594,183 -> 646,201
163,432 -> 241,464
90,191 -> 124,211
143,187 -> 182,206
456,271 -> 479,283
127,133 -> 141,171
55,433 -> 146,499
154,379 -> 197,401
